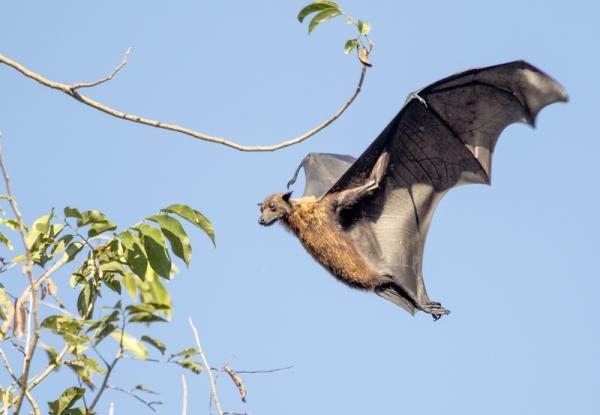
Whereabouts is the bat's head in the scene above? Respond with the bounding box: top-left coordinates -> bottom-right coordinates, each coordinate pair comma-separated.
258,191 -> 293,226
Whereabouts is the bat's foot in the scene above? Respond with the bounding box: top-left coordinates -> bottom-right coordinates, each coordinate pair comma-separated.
420,302 -> 450,321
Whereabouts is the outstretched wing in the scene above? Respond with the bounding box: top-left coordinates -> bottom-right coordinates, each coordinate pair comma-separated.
327,60 -> 567,310
287,153 -> 356,198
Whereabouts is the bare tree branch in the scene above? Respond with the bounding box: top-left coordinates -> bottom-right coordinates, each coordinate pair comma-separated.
188,317 -> 224,415
181,374 -> 188,415
0,51 -> 369,151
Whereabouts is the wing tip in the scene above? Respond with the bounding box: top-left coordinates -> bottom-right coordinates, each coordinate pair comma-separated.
515,60 -> 569,128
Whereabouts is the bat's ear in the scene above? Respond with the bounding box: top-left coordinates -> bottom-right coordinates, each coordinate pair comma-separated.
282,191 -> 293,203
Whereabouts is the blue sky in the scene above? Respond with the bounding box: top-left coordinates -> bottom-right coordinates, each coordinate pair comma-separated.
0,1 -> 598,414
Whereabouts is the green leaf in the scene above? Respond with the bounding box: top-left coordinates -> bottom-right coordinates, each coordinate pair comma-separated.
77,210 -> 109,227
48,386 -> 85,415
122,272 -> 138,300
148,214 -> 192,266
177,359 -> 202,374
134,224 -> 171,278
126,242 -> 148,280
344,38 -> 359,54
174,347 -> 199,357
63,408 -> 86,415
25,213 -> 52,249
161,204 -> 215,245
308,8 -> 342,33
62,332 -> 90,348
0,232 -> 13,250
64,207 -> 82,219
141,335 -> 167,355
0,387 -> 14,407
126,303 -> 157,314
81,355 -> 106,375
94,323 -> 117,345
64,242 -> 84,262
118,231 -> 136,250
111,331 -> 148,360
41,343 -> 58,365
0,284 -> 10,322
99,261 -> 125,274
297,1 -> 339,23
0,218 -> 19,230
77,285 -> 92,317
146,275 -> 171,316
51,234 -> 74,255
128,313 -> 167,324
357,20 -> 371,35
134,384 -> 159,394
88,220 -> 117,237
41,315 -> 84,336
103,273 -> 122,294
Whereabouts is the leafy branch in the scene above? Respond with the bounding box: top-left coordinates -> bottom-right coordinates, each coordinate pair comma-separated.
0,139 -> 214,413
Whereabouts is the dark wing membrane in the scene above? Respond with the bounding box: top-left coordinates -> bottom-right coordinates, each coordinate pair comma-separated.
328,61 -> 567,306
287,153 -> 356,198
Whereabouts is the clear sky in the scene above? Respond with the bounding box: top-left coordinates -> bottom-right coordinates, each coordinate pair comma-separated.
0,1 -> 598,414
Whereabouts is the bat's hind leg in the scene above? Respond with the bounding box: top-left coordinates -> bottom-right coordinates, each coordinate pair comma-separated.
418,301 -> 450,321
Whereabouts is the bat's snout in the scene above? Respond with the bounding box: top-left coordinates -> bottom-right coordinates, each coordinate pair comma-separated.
258,216 -> 266,225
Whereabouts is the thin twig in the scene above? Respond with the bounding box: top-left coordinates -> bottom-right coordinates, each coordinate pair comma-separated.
0,52 -> 369,151
0,348 -> 39,414
181,374 -> 188,415
188,317 -> 224,415
211,365 -> 294,374
71,48 -> 132,90
89,311 -> 125,411
108,402 -> 115,415
0,136 -> 38,415
106,385 -> 161,414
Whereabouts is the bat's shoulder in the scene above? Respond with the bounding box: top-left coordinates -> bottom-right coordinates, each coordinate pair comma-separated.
293,196 -> 319,209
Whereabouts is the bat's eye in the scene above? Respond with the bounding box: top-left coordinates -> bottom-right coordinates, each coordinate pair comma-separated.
269,202 -> 276,210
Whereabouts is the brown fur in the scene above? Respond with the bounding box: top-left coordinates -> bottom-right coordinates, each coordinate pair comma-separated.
261,193 -> 382,290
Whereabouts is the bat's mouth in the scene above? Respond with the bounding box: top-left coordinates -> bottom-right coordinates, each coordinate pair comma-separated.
258,216 -> 278,226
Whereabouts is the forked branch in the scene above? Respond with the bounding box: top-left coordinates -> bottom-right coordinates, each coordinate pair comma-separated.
0,49 -> 369,152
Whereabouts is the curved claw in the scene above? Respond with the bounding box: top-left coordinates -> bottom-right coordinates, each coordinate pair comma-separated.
420,302 -> 450,321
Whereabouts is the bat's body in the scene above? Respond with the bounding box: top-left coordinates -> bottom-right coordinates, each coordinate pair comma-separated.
282,195 -> 382,290
259,61 -> 567,319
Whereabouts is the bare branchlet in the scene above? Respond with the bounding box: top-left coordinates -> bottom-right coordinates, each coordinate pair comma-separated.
188,317 -> 224,415
181,375 -> 188,415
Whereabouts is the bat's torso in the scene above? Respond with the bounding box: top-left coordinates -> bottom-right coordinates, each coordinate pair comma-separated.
283,196 -> 381,290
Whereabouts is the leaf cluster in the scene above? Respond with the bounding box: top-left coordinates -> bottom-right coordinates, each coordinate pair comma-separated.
0,203 -> 213,413
298,1 -> 372,57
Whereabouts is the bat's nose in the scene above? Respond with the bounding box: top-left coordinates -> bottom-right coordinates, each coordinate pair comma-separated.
258,217 -> 266,225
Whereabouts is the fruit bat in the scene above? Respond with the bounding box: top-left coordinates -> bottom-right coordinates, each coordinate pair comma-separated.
259,61 -> 567,319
